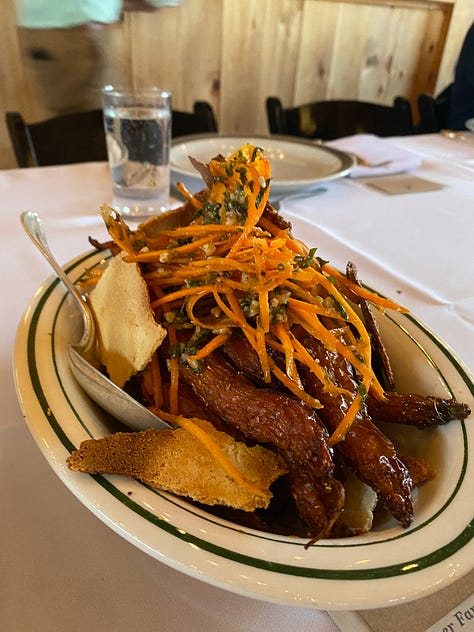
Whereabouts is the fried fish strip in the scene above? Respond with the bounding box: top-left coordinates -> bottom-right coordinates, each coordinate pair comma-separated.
223,332 -> 414,528
367,392 -> 471,428
180,352 -> 344,539
345,261 -> 395,390
294,329 -> 414,528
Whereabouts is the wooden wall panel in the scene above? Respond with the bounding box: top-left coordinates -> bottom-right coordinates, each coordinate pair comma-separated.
1,0 -> 33,167
388,8 -> 429,101
220,0 -> 305,134
327,3 -> 379,98
128,1 -> 222,112
296,1 -> 451,108
413,7 -> 451,93
295,1 -> 341,103
0,0 -> 471,170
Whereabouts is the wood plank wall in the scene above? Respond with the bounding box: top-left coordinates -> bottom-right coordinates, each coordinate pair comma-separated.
1,0 -> 472,169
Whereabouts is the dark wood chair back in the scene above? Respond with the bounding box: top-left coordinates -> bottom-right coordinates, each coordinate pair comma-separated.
6,109 -> 106,168
266,96 -> 414,140
6,101 -> 218,168
417,84 -> 452,133
172,101 -> 218,137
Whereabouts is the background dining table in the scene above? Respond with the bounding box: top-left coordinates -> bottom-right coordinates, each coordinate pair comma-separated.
1,132 -> 473,632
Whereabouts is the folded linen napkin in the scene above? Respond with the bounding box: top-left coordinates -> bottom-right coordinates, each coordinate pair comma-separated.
327,133 -> 422,178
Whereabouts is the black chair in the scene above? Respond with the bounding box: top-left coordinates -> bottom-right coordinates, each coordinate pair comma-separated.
6,109 -> 107,168
6,101 -> 218,168
417,84 -> 452,133
172,101 -> 218,137
266,96 -> 414,140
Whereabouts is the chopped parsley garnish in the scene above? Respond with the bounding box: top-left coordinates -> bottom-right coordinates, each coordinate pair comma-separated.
132,238 -> 147,251
198,201 -> 222,224
255,178 -> 270,208
334,300 -> 348,320
294,247 -> 317,269
356,382 -> 368,404
236,167 -> 247,186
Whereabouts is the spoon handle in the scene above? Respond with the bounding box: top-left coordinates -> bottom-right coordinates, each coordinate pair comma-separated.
21,210 -> 171,432
20,210 -> 93,350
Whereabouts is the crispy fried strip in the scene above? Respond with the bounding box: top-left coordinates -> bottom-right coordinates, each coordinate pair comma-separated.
294,329 -> 414,527
223,331 -> 413,528
346,261 -> 395,390
367,392 -> 471,428
180,351 -> 344,539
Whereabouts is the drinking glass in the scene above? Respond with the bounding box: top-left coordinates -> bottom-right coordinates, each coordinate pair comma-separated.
102,86 -> 171,218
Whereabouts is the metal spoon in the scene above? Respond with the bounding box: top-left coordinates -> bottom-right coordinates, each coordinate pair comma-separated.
21,210 -> 171,432
271,185 -> 327,210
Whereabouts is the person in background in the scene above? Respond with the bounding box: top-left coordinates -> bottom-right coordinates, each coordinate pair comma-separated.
449,21 -> 474,130
15,0 -> 181,118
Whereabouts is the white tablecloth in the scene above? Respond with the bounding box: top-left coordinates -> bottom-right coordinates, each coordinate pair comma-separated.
1,134 -> 473,631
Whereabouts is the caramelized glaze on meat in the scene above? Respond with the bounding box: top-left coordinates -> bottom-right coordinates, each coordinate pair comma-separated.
294,329 -> 414,528
223,331 -> 414,528
367,392 -> 471,428
180,352 -> 344,539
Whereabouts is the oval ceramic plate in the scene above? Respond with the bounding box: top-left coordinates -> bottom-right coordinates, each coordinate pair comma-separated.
14,242 -> 474,610
170,135 -> 354,197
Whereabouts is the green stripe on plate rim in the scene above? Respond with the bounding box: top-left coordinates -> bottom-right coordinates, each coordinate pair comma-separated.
25,250 -> 474,580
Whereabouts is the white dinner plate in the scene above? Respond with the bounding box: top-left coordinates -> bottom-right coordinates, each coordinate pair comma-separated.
170,134 -> 354,197
14,233 -> 474,610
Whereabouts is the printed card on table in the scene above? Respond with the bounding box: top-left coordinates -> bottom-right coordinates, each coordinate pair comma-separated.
360,174 -> 445,195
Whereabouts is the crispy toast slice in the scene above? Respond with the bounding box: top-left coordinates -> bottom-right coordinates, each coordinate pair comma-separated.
67,419 -> 287,511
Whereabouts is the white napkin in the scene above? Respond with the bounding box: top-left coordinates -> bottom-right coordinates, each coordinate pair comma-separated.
327,133 -> 422,178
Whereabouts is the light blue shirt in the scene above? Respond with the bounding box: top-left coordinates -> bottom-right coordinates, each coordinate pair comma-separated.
16,1 -> 123,28
16,1 -> 181,29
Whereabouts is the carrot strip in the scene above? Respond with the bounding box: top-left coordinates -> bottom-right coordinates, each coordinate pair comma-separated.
149,409 -> 269,498
149,353 -> 164,409
272,322 -> 300,385
189,333 -> 231,361
283,280 -> 342,318
270,363 -> 322,409
125,235 -> 218,262
258,290 -> 270,333
212,290 -> 247,328
177,181 -> 202,209
254,327 -> 271,383
77,276 -> 101,288
328,375 -> 371,446
160,224 -> 243,238
189,257 -> 254,274
323,263 -> 408,313
289,335 -> 344,399
176,416 -> 268,497
289,299 -> 339,351
167,325 -> 180,416
151,284 -> 215,308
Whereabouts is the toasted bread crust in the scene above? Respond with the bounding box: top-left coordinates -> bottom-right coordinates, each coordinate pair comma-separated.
67,420 -> 287,511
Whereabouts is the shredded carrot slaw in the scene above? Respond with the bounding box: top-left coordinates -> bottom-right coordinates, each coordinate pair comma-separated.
101,143 -> 407,448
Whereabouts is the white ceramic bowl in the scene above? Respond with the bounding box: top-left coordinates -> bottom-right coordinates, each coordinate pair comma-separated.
14,244 -> 474,610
